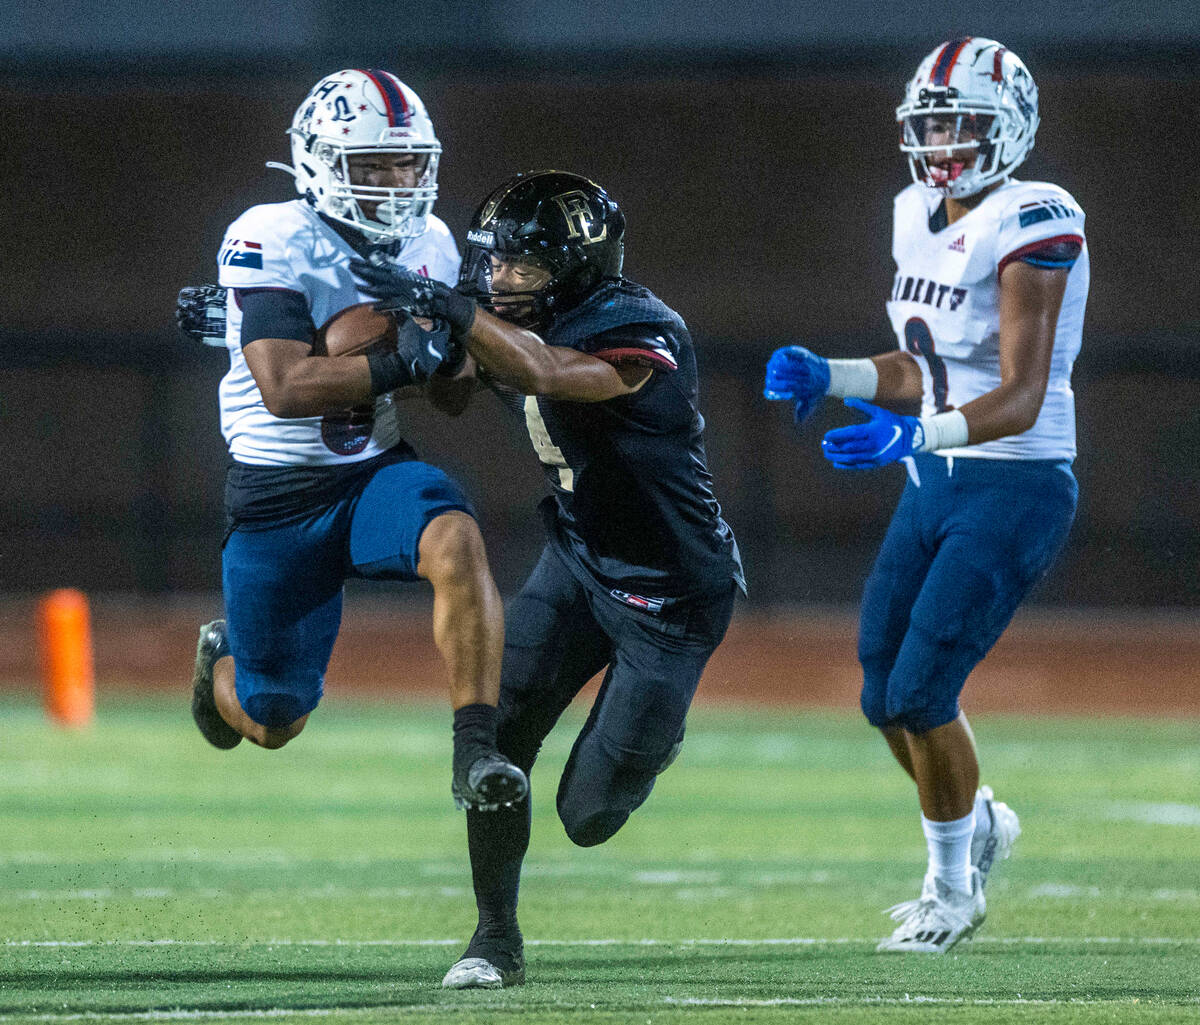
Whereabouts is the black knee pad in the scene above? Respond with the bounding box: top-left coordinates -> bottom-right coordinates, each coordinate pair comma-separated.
557,765 -> 657,848
559,804 -> 630,848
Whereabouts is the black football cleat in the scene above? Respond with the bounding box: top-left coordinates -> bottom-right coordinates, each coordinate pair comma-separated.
190,620 -> 241,749
452,753 -> 528,812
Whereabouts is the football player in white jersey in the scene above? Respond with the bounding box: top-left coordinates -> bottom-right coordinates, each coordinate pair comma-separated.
186,69 -> 527,818
765,38 -> 1087,952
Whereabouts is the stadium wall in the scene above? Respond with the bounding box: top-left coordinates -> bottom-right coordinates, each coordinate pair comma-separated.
0,63 -> 1196,607
0,596 -> 1197,715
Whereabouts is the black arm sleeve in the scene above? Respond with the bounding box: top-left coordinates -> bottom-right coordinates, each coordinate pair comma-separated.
236,288 -> 315,349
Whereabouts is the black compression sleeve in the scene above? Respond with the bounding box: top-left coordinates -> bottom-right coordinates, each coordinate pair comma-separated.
365,350 -> 416,395
236,288 -> 315,348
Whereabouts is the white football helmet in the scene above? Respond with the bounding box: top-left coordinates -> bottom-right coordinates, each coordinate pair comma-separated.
897,38 -> 1039,199
267,69 -> 441,242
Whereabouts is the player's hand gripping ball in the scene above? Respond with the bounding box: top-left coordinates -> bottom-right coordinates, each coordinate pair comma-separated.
350,257 -> 478,336
763,346 -> 831,424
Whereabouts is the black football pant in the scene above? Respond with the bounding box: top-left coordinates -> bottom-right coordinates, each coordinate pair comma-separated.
465,545 -> 735,939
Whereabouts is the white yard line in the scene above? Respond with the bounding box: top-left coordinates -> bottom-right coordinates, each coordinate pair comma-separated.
664,996 -> 1200,1007
4,996 -> 1198,1023
5,936 -> 1199,948
10,888 -> 468,902
1106,802 -> 1200,827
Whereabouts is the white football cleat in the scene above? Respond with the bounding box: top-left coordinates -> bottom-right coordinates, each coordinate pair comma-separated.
971,785 -> 1020,887
877,867 -> 986,953
441,955 -> 525,989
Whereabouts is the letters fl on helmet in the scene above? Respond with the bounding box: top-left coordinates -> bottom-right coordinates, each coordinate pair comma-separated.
896,38 -> 1040,199
458,171 -> 625,328
268,69 -> 441,242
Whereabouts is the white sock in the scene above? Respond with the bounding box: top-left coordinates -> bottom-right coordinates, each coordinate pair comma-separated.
973,789 -> 990,830
922,811 -> 975,895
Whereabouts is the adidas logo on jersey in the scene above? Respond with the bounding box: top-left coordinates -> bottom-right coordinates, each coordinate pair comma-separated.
948,234 -> 966,253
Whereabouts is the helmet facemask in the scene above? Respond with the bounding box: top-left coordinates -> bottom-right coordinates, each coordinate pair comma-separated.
899,105 -> 1002,197
304,140 -> 440,242
459,224 -> 610,331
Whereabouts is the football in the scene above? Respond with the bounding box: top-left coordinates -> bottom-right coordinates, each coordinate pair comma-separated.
313,302 -> 397,357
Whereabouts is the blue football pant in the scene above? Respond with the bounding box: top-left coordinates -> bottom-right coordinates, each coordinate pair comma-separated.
859,454 -> 1077,734
222,459 -> 473,727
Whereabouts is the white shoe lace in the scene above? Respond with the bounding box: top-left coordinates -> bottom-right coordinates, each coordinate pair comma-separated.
884,895 -> 936,925
884,888 -> 973,933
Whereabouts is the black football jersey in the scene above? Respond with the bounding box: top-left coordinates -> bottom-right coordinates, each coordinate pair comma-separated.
492,280 -> 744,604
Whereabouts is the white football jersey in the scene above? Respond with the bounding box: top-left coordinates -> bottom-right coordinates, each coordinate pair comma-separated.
886,179 -> 1089,460
216,199 -> 461,466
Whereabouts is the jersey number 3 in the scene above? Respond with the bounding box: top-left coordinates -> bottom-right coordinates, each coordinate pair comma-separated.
904,318 -> 954,413
524,396 -> 575,492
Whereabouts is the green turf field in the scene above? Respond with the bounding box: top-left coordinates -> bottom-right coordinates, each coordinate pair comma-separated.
1,694 -> 1197,1023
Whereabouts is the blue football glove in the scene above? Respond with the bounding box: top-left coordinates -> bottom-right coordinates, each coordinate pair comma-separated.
763,345 -> 831,424
821,398 -> 924,469
350,257 -> 477,336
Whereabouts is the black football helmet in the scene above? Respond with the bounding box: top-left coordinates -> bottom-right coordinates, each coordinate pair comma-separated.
458,170 -> 625,328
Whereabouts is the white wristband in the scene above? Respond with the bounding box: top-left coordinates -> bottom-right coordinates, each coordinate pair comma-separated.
826,358 -> 879,400
917,409 -> 970,452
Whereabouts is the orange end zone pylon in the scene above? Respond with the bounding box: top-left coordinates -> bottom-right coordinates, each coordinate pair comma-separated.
37,588 -> 95,727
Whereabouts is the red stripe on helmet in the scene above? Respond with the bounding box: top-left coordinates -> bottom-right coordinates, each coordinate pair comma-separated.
992,46 -> 1008,83
931,37 -> 973,86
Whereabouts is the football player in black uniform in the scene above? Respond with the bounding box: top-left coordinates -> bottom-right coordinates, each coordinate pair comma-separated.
353,171 -> 745,989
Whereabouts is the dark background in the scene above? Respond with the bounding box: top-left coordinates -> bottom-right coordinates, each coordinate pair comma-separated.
2,2 -> 1197,606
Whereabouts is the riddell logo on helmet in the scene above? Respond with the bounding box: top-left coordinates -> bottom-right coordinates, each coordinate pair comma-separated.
467,229 -> 495,248
382,127 -> 416,140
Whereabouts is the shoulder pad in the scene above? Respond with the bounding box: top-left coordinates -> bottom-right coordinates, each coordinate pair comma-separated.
546,280 -> 687,350
218,202 -> 312,289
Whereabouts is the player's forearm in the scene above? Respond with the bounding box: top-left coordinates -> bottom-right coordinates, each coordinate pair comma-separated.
869,351 -> 924,406
956,379 -> 1048,444
463,309 -> 623,401
258,355 -> 374,418
457,308 -> 546,393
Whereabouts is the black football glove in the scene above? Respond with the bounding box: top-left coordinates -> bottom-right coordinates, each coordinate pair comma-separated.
176,285 -> 229,346
366,312 -> 465,395
349,257 -> 477,336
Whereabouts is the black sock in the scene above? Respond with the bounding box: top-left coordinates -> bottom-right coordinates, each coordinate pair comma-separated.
452,703 -> 498,779
465,797 -> 530,949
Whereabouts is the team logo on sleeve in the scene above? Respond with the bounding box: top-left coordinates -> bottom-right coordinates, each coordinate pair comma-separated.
219,239 -> 264,269
1017,199 -> 1081,229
